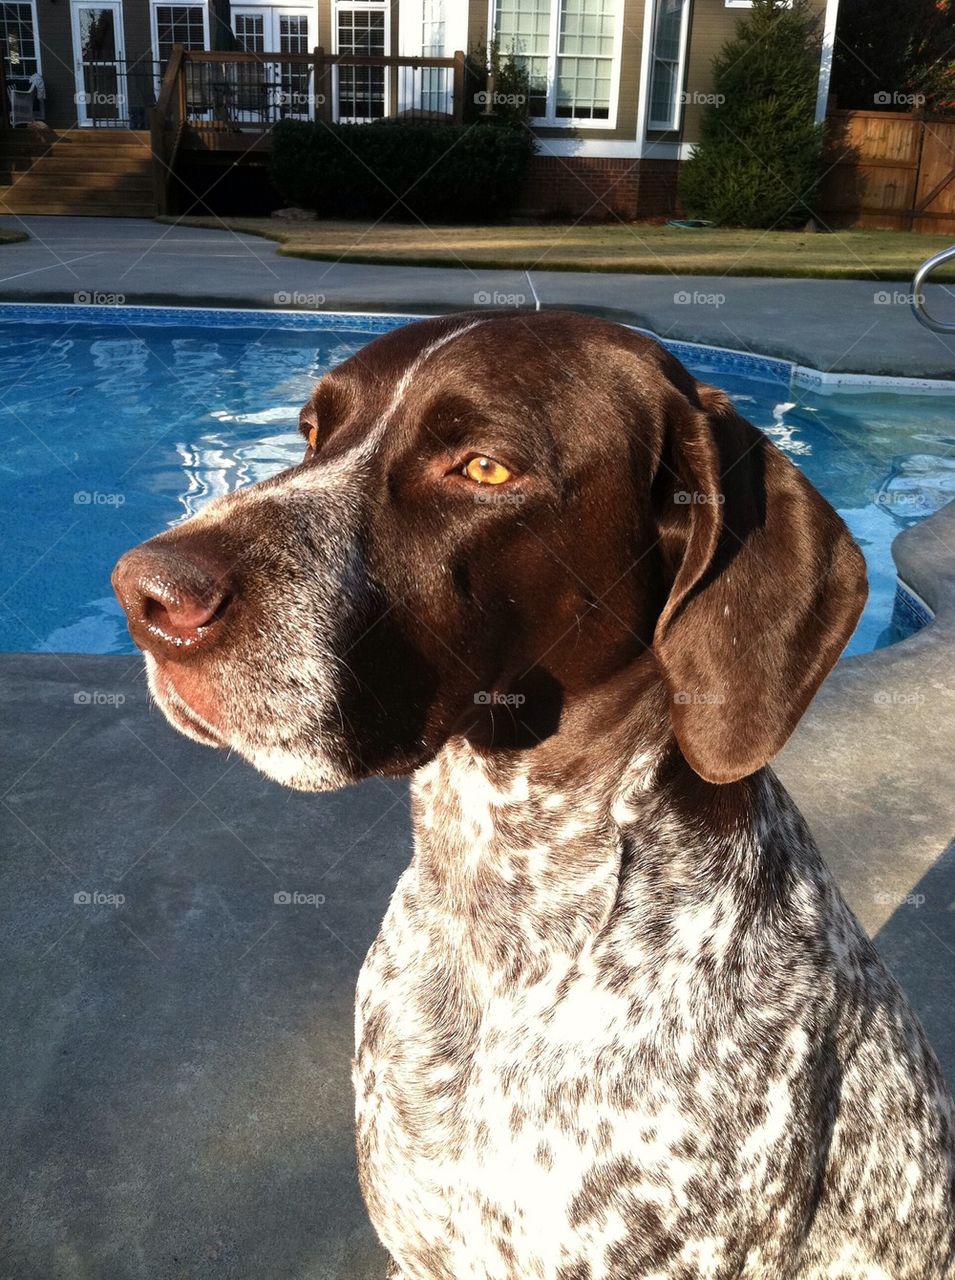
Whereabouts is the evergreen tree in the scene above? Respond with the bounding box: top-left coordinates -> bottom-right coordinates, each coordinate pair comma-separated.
679,0 -> 824,228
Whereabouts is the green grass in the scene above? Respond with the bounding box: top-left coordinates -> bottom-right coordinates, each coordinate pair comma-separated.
159,216 -> 955,281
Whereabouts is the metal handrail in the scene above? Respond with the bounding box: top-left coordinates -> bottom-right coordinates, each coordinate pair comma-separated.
911,245 -> 955,333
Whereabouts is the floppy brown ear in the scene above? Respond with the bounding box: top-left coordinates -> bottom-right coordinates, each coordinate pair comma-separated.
651,382 -> 867,785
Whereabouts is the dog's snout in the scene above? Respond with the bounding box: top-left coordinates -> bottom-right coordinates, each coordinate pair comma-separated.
112,543 -> 235,654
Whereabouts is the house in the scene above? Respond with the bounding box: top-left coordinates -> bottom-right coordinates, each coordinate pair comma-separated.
1,0 -> 839,218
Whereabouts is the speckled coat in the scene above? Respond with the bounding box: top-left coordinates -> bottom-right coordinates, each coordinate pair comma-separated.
355,735 -> 955,1280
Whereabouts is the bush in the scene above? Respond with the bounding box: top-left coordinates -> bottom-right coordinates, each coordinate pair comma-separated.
478,41 -> 532,129
679,0 -> 825,228
270,121 -> 536,222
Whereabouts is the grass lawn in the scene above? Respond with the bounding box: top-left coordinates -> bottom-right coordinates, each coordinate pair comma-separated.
162,216 -> 955,281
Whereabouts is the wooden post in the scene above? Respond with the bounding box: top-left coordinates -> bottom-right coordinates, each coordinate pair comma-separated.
175,46 -> 187,125
313,46 -> 332,124
452,50 -> 466,126
0,42 -> 10,131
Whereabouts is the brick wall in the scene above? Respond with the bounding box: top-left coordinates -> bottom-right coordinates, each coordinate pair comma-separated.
516,155 -> 682,222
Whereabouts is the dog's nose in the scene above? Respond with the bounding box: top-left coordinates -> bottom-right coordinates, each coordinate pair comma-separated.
112,543 -> 235,654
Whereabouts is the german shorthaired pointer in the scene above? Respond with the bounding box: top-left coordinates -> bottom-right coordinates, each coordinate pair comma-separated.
113,312 -> 955,1279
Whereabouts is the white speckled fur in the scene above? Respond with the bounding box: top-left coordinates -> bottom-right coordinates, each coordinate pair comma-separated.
355,751 -> 955,1280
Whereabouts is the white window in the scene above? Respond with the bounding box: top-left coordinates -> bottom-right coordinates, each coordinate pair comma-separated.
0,1 -> 41,81
152,3 -> 208,70
647,0 -> 690,130
334,0 -> 388,121
492,0 -> 622,127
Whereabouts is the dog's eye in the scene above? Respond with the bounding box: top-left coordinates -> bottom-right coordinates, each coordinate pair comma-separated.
463,456 -> 512,485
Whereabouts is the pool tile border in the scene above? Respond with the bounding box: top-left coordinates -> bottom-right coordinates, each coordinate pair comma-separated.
4,302 -> 954,396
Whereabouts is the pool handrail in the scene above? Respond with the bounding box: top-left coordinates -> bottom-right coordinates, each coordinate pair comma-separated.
911,245 -> 955,333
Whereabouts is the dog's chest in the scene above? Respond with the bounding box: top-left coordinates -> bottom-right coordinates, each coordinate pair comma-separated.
354,874 -> 665,1280
353,866 -> 812,1280
351,758 -> 840,1280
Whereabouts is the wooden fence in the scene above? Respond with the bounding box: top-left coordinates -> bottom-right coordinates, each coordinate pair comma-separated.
821,110 -> 955,233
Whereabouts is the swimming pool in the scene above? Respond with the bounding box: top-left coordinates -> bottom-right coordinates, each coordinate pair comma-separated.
1,305 -> 952,657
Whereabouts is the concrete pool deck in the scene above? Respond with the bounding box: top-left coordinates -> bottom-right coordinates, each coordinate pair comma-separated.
1,227 -> 954,1278
1,214 -> 955,377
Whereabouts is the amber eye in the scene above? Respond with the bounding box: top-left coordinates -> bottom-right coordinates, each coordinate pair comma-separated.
463,456 -> 512,485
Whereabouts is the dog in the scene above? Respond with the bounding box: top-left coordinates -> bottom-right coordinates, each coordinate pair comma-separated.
113,311 -> 955,1279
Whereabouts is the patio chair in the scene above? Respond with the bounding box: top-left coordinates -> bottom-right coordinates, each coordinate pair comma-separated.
7,74 -> 45,127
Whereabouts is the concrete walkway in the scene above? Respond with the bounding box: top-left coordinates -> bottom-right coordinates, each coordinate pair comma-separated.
1,215 -> 955,376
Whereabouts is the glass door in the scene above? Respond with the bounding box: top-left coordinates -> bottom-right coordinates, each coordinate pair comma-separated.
232,6 -> 312,120
71,0 -> 128,125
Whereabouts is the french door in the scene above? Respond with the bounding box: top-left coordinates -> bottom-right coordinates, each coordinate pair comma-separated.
231,5 -> 313,120
71,0 -> 128,125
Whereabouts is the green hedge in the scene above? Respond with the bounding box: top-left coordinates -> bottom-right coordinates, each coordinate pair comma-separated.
270,121 -> 536,222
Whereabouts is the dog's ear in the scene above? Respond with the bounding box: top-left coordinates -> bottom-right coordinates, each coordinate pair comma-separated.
650,381 -> 867,785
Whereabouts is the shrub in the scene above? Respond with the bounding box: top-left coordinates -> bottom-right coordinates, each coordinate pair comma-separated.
270,121 -> 536,222
477,40 -> 533,129
679,0 -> 825,228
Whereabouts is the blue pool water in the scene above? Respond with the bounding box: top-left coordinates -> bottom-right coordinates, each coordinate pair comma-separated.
1,308 -> 953,657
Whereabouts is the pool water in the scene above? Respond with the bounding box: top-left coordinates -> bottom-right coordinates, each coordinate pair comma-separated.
1,313 -> 953,657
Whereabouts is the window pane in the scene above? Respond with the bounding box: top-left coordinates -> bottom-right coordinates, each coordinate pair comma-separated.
338,7 -> 386,120
648,0 -> 686,127
0,3 -> 39,79
495,0 -> 550,116
556,0 -> 615,119
155,4 -> 206,66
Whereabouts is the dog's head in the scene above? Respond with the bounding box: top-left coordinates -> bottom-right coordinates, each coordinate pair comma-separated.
112,312 -> 866,790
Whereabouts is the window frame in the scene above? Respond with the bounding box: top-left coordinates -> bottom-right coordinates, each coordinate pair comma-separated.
646,0 -> 691,132
0,0 -> 43,83
332,0 -> 390,123
488,0 -> 624,131
150,0 -> 210,94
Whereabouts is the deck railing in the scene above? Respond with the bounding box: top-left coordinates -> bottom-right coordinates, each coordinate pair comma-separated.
150,45 -> 469,213
157,47 -> 466,131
